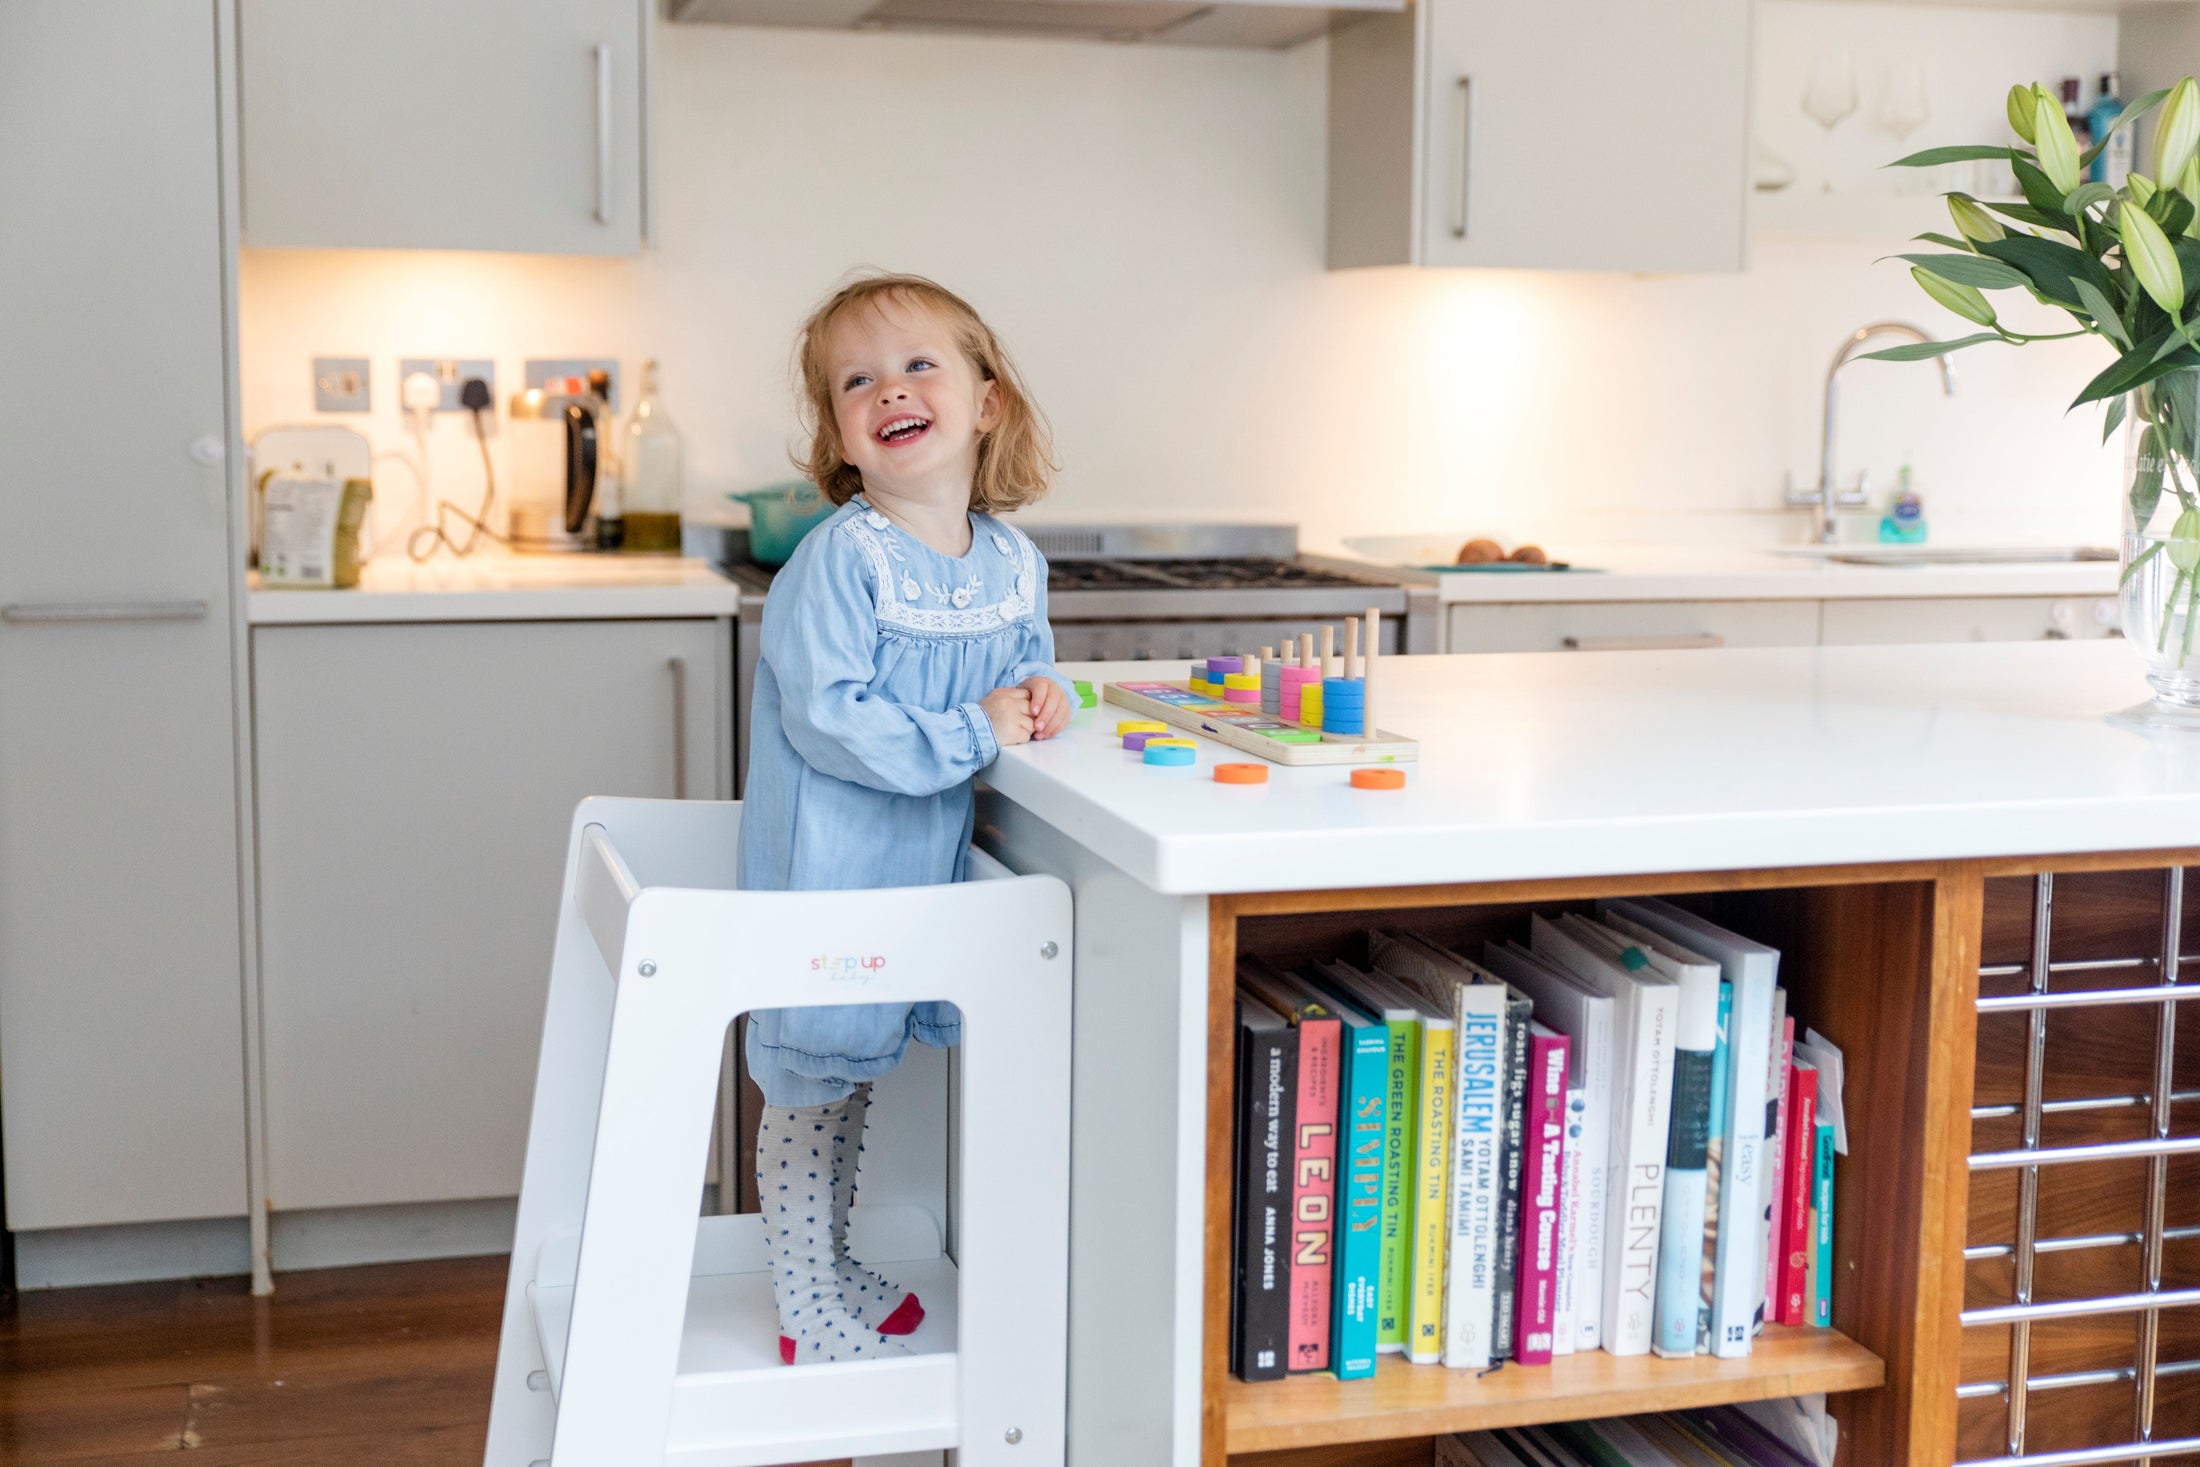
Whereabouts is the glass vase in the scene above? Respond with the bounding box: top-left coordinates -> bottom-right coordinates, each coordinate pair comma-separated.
2116,366 -> 2200,728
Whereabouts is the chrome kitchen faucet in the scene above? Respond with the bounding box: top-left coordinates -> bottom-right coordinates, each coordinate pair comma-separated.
1790,321 -> 1956,545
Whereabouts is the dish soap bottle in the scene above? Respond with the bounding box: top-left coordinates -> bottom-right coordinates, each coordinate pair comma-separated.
621,360 -> 683,554
1880,460 -> 1928,543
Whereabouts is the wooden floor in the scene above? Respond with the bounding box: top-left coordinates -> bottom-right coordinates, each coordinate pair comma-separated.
0,1255 -> 849,1467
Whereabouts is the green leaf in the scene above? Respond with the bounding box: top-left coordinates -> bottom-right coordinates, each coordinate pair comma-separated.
2160,192 -> 2198,240
1977,233 -> 2120,310
2124,200 -> 2186,314
2105,392 -> 2130,444
1913,231 -> 1975,251
2012,154 -> 2071,218
1858,332 -> 2003,362
2081,86 -> 2172,165
1892,252 -> 2031,289
2035,91 -> 2084,193
2065,181 -> 2117,220
1889,142 -> 2029,168
2076,277 -> 2132,347
2072,332 -> 2200,407
1981,199 -> 2070,232
2132,172 -> 2160,207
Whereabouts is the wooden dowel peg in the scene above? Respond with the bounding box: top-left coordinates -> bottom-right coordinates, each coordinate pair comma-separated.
1321,624 -> 1335,677
1261,645 -> 1275,663
1343,617 -> 1360,682
1364,605 -> 1381,738
1300,632 -> 1314,668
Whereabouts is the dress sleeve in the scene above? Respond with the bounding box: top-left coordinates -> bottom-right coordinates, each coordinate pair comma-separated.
1005,541 -> 1079,709
765,528 -> 999,796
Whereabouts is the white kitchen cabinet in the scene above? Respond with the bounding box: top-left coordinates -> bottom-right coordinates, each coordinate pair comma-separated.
1328,0 -> 1751,271
239,0 -> 649,255
251,619 -> 729,1210
0,3 -> 250,1231
1821,595 -> 2121,645
1446,600 -> 1820,653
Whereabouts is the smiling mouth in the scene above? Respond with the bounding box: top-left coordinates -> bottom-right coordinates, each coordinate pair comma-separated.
875,415 -> 931,445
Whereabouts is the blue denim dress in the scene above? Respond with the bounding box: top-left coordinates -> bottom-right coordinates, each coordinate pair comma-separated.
738,496 -> 1074,1107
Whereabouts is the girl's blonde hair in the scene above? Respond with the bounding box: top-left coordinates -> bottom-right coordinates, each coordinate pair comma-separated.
793,272 -> 1056,513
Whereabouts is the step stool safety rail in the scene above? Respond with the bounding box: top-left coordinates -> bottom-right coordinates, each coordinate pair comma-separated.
483,796 -> 1072,1467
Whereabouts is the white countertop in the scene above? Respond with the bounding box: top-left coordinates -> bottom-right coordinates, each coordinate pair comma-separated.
982,644 -> 2200,895
1345,539 -> 2120,604
246,553 -> 743,624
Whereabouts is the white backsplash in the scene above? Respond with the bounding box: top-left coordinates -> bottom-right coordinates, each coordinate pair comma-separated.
238,7 -> 2125,564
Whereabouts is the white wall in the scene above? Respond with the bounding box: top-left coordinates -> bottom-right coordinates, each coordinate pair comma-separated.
239,5 -> 2127,558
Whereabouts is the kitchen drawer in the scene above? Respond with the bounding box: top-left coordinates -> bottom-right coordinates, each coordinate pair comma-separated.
1445,600 -> 1821,654
1820,596 -> 2121,645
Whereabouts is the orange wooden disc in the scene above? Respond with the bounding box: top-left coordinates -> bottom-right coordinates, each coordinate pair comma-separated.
1214,763 -> 1269,785
1350,767 -> 1406,790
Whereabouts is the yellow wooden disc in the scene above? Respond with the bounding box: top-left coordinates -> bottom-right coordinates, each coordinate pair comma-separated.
1116,720 -> 1168,735
1145,737 -> 1197,749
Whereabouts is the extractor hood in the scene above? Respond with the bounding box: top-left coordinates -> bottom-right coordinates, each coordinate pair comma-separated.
666,0 -> 1404,49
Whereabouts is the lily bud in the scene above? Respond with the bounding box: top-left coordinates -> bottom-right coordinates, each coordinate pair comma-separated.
2131,172 -> 2159,206
2157,78 -> 2200,200
1912,266 -> 1997,327
2122,199 -> 2187,315
1948,194 -> 2005,244
2182,154 -> 2200,204
2008,83 -> 2041,143
2034,90 -> 2083,195
2172,507 -> 2200,575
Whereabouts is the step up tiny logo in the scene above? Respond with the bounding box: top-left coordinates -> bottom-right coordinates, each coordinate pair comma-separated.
812,952 -> 888,983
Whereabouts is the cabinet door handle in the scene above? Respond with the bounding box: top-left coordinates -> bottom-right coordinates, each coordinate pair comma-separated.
593,43 -> 613,225
1,599 -> 209,624
668,655 -> 689,799
1562,632 -> 1726,652
1452,76 -> 1474,239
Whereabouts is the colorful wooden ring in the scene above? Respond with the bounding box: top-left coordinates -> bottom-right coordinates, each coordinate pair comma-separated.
1215,763 -> 1268,785
1350,767 -> 1405,790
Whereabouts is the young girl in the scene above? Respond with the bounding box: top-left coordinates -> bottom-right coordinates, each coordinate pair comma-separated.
740,274 -> 1075,1363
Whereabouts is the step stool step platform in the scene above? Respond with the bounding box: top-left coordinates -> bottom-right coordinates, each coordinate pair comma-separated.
530,1209 -> 962,1465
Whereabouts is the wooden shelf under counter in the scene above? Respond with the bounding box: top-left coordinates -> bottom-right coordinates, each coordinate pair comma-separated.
1224,1327 -> 1884,1455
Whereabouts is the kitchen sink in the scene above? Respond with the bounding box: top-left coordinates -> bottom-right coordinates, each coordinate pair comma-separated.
1775,546 -> 2117,567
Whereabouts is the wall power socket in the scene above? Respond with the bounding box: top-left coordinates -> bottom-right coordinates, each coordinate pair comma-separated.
397,357 -> 497,413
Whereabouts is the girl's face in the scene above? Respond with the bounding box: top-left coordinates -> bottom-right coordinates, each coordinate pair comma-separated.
825,297 -> 1001,506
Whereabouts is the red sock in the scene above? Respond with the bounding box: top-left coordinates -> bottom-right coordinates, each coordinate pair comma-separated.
878,1292 -> 925,1335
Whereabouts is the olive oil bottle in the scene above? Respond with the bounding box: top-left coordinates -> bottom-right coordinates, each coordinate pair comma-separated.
622,359 -> 683,554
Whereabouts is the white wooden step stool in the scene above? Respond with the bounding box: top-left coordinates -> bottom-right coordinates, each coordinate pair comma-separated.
483,797 -> 1072,1467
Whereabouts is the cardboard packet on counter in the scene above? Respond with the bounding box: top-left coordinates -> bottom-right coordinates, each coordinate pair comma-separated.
260,473 -> 371,588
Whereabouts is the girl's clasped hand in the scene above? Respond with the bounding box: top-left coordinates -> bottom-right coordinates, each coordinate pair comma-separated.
981,676 -> 1071,747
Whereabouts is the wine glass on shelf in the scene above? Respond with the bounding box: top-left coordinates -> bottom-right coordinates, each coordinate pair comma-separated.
1802,53 -> 1859,193
1876,64 -> 1930,194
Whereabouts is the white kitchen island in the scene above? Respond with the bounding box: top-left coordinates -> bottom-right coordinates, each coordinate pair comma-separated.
977,642 -> 2200,1467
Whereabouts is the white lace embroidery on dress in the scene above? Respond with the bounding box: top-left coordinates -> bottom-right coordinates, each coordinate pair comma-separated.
844,513 -> 1041,636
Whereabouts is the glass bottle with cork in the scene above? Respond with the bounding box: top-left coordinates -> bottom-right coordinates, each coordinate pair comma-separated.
621,359 -> 683,554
